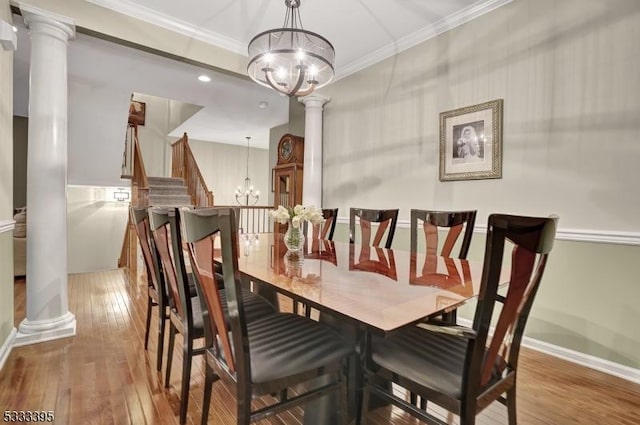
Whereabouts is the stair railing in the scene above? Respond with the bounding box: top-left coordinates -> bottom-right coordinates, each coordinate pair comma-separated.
118,124 -> 149,281
171,133 -> 214,207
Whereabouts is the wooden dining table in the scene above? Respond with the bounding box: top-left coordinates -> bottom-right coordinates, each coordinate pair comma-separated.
235,232 -> 493,425
238,233 -> 485,333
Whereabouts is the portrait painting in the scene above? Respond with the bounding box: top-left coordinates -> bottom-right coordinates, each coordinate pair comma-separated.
439,99 -> 503,181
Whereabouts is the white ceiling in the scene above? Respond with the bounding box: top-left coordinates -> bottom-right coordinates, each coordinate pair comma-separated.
13,0 -> 511,148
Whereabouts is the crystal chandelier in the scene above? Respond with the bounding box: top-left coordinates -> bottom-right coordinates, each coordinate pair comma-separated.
235,137 -> 260,205
247,0 -> 335,97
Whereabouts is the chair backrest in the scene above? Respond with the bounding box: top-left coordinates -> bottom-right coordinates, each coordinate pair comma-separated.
349,208 -> 399,249
180,207 -> 243,377
410,209 -> 477,259
466,214 -> 557,394
148,207 -> 193,327
303,208 -> 338,241
130,206 -> 165,300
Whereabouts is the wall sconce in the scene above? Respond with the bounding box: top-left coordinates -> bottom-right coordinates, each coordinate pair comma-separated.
113,189 -> 130,202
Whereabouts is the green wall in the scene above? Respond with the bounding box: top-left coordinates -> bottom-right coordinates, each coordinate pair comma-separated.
0,0 -> 15,354
12,116 -> 27,209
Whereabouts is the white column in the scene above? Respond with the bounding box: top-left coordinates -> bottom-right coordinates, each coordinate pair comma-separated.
15,4 -> 76,346
299,94 -> 330,209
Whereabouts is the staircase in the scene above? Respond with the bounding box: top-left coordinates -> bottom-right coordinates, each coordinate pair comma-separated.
147,176 -> 192,206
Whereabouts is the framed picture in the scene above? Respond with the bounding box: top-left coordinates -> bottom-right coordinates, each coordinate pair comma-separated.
439,99 -> 503,181
128,100 -> 146,126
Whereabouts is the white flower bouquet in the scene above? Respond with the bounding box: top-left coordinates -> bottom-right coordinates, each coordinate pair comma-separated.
269,204 -> 325,229
269,205 -> 325,251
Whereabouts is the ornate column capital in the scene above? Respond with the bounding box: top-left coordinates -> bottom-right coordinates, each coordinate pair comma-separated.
299,93 -> 331,109
19,2 -> 75,42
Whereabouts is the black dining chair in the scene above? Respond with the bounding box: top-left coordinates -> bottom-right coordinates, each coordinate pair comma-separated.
303,207 -> 339,241
410,209 -> 477,323
180,207 -> 355,425
349,208 -> 399,249
410,209 -> 477,259
149,206 -> 276,425
359,214 -> 558,425
148,207 -> 207,425
130,206 -> 169,373
294,208 -> 339,316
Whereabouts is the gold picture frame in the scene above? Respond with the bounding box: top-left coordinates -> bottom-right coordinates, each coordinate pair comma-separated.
439,99 -> 503,181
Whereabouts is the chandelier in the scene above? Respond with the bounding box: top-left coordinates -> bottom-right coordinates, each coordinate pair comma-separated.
235,137 -> 260,205
247,0 -> 335,97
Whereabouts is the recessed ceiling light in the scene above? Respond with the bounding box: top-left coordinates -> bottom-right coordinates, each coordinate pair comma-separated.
12,26 -> 17,32
258,101 -> 269,109
198,75 -> 211,82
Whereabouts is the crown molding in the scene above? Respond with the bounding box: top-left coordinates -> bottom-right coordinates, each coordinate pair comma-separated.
85,0 -> 247,55
0,220 -> 16,234
86,0 -> 512,77
336,0 -> 513,79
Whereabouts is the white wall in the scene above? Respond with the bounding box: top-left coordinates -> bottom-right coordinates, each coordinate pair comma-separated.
66,186 -> 130,274
321,0 -> 640,232
68,81 -> 130,186
188,139 -> 270,206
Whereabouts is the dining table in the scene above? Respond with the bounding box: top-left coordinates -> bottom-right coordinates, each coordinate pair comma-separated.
235,232 -> 493,425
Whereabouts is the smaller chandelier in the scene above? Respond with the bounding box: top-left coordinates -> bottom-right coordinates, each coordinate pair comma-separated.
247,0 -> 335,97
235,137 -> 260,205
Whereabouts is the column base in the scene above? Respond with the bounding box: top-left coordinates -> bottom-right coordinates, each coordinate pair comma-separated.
14,311 -> 76,347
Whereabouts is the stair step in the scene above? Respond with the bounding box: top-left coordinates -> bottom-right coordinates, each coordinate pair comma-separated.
148,194 -> 193,207
147,176 -> 185,187
149,185 -> 189,195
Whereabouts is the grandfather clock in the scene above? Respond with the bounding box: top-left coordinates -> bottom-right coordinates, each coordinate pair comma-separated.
273,134 -> 304,209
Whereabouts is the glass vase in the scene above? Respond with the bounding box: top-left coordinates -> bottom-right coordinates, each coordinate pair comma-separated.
284,221 -> 305,252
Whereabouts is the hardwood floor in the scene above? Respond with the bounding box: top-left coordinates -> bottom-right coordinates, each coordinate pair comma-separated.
3,270 -> 640,425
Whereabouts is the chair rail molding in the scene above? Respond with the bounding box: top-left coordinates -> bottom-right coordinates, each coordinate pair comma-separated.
0,219 -> 16,234
336,218 -> 640,246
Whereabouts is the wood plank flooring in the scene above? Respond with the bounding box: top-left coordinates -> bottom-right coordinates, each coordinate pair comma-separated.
2,270 -> 640,425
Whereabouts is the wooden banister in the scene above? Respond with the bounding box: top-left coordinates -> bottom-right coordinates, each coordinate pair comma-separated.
119,123 -> 149,282
171,133 -> 214,207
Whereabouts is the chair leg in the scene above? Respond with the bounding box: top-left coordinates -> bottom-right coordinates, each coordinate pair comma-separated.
156,310 -> 166,372
236,384 -> 252,425
507,385 -> 517,425
420,397 -> 427,410
179,332 -> 193,425
409,392 -> 417,405
459,407 -> 476,425
339,371 -> 348,425
144,296 -> 152,350
201,363 -> 215,425
358,381 -> 370,425
165,323 -> 176,388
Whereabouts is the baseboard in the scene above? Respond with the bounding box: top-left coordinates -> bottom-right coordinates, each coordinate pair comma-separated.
0,327 -> 17,371
457,318 -> 640,385
521,337 -> 640,385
